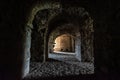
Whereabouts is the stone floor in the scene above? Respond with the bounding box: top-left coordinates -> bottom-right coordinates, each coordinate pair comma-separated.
49,52 -> 94,74
23,52 -> 94,80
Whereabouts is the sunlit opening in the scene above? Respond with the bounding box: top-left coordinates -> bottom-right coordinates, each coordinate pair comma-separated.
53,34 -> 75,52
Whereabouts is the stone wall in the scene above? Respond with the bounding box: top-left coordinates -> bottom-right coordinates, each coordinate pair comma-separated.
22,26 -> 31,78
30,28 -> 45,62
0,0 -> 120,80
75,36 -> 81,61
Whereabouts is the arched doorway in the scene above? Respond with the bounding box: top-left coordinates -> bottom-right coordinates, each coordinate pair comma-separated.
22,1 -> 94,78
50,34 -> 75,52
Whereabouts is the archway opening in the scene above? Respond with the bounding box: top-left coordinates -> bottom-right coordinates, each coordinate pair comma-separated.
53,34 -> 75,52
22,2 -> 95,79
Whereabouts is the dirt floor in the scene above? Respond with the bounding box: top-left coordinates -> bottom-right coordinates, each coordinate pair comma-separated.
23,52 -> 94,80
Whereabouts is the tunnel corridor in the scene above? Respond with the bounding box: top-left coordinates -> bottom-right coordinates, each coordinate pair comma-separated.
1,0 -> 120,80
22,2 -> 94,79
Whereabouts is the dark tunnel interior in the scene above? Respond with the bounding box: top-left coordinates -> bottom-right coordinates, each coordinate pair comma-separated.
0,0 -> 120,80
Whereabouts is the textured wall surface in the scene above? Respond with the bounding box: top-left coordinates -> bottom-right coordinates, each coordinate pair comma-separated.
75,36 -> 81,61
0,0 -> 120,80
22,27 -> 31,78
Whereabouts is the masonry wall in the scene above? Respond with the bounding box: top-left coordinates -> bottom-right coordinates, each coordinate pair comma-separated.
0,0 -> 120,80
30,29 -> 44,62
75,36 -> 81,61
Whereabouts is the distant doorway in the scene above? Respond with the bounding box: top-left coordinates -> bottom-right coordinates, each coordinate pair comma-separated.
53,34 -> 75,52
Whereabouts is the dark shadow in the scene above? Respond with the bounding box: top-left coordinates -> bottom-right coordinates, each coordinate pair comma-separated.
23,74 -> 95,80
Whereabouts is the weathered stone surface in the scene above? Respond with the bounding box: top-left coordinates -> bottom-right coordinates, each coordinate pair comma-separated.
23,53 -> 94,80
0,0 -> 120,80
22,27 -> 32,78
30,28 -> 45,62
75,36 -> 81,61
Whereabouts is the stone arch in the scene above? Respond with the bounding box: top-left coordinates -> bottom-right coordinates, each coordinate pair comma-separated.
30,9 -> 59,62
22,1 -> 61,78
48,23 -> 79,52
29,2 -> 62,62
47,7 -> 94,62
26,1 -> 61,28
48,28 -> 76,53
22,1 -> 94,78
